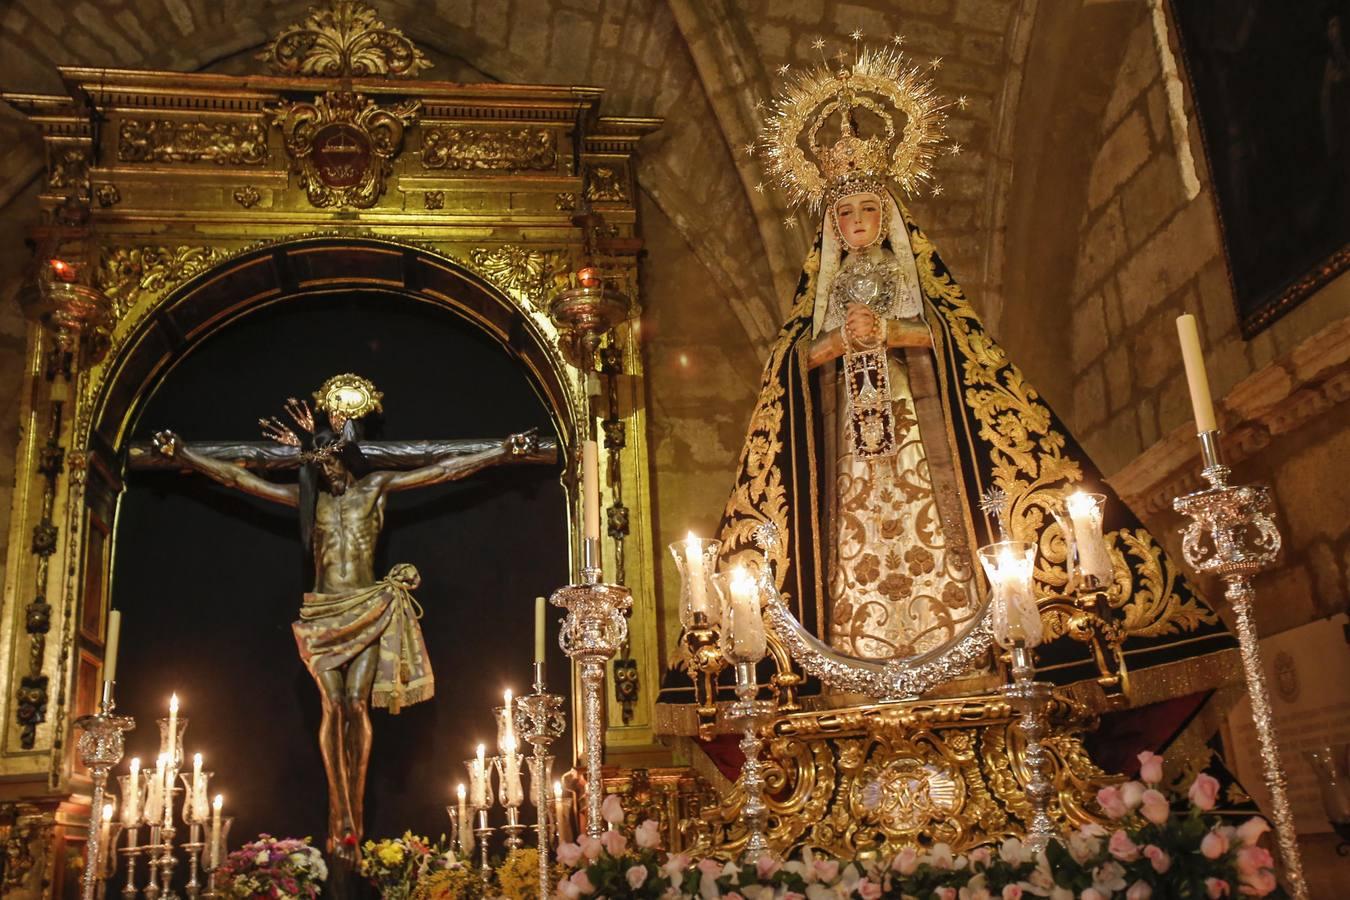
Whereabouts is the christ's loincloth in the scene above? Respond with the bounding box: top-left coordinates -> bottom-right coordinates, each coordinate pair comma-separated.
292,562 -> 434,713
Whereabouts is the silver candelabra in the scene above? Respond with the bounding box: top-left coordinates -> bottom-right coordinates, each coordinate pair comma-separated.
725,663 -> 775,862
1174,430 -> 1308,900
550,537 -> 631,837
517,661 -> 567,900
75,682 -> 135,900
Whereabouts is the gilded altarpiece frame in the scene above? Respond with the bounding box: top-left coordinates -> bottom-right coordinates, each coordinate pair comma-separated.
1,60 -> 662,895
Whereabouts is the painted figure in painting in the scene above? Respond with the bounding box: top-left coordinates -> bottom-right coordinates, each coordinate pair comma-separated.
153,374 -> 538,858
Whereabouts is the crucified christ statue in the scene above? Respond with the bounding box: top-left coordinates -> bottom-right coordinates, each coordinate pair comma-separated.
146,374 -> 544,862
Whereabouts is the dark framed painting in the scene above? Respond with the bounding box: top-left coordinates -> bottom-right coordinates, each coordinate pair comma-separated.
1170,0 -> 1350,336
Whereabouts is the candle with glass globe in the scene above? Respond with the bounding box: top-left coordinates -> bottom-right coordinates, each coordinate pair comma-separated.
457,783 -> 474,855
471,743 -> 488,808
210,795 -> 223,869
978,541 -> 1043,649
144,755 -> 165,823
124,757 -> 141,824
166,693 -> 179,760
684,532 -> 710,618
1065,491 -> 1112,586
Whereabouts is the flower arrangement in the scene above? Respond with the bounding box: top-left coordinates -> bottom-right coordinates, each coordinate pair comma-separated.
214,835 -> 328,900
413,859 -> 485,900
545,756 -> 1287,900
361,831 -> 437,900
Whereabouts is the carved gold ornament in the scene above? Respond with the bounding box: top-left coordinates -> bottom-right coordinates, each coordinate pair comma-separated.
758,46 -> 948,210
267,91 -> 420,209
422,127 -> 556,172
313,374 -> 384,427
48,147 -> 88,191
233,186 -> 262,208
258,0 -> 431,78
117,119 -> 269,166
467,245 -> 571,308
96,245 -> 228,319
584,164 -> 630,203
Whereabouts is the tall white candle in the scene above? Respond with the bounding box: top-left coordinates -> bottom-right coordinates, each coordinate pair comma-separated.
210,795 -> 223,869
502,689 -> 516,753
471,743 -> 487,808
1176,314 -> 1218,433
145,756 -> 164,824
582,440 -> 601,542
163,758 -> 174,830
504,742 -> 523,807
99,802 -> 114,870
166,694 -> 179,762
457,783 -> 473,855
103,610 -> 121,684
125,757 -> 141,825
685,532 -> 709,617
534,596 -> 546,667
554,781 -> 572,844
1065,492 -> 1113,585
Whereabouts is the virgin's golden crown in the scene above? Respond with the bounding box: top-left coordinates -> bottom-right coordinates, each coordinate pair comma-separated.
758,46 -> 949,211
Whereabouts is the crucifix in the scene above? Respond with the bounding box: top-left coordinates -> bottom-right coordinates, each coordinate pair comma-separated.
130,373 -> 556,862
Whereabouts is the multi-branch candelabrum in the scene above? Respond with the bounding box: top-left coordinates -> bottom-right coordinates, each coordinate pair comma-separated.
74,681 -> 135,900
1173,430 -> 1308,900
551,536 -> 631,837
517,661 -> 567,900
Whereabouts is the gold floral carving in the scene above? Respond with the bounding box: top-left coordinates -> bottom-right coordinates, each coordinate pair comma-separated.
48,148 -> 88,191
267,92 -> 420,209
257,0 -> 431,78
422,127 -> 556,172
94,184 -> 121,208
117,119 -> 269,166
466,245 -> 570,308
584,164 -> 630,203
233,186 -> 262,208
96,245 -> 228,319
699,696 -> 1106,858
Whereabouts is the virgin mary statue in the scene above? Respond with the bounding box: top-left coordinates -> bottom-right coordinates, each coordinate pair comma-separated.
705,47 -> 1238,710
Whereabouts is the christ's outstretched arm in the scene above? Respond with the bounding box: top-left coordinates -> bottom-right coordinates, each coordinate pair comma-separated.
153,430 -> 300,507
378,428 -> 541,493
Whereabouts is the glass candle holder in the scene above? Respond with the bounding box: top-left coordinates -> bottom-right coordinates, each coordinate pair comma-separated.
179,770 -> 213,826
978,540 -> 1043,649
670,535 -> 722,630
1054,491 -> 1112,589
717,566 -> 767,665
1304,744 -> 1350,836
118,769 -> 147,827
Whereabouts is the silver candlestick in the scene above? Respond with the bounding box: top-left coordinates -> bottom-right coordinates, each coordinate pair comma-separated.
1174,430 -> 1308,900
551,537 -> 631,837
465,755 -> 497,879
75,682 -> 135,900
725,663 -> 776,862
1000,644 -> 1056,852
517,661 -> 566,900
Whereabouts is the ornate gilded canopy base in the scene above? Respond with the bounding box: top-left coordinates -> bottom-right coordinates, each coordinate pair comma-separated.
681,692 -> 1110,858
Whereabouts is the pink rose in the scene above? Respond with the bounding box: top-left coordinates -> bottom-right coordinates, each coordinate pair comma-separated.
755,854 -> 781,879
1120,781 -> 1145,810
557,877 -> 582,900
1081,890 -> 1107,900
969,846 -> 993,868
697,858 -> 723,876
1236,817 -> 1270,846
662,853 -> 690,880
1126,883 -> 1152,900
1143,844 -> 1171,874
813,859 -> 839,882
1139,789 -> 1170,825
569,870 -> 595,894
1236,845 -> 1273,876
1137,751 -> 1164,784
601,829 -> 627,856
784,894 -> 805,900
556,842 -> 583,867
601,793 -> 625,825
935,889 -> 957,900
1096,786 -> 1129,819
967,889 -> 991,900
1205,878 -> 1230,898
891,848 -> 919,875
626,865 -> 648,890
1241,869 -> 1277,896
635,819 -> 661,849
1108,829 -> 1140,861
724,893 -> 744,900
1201,831 -> 1230,860
579,836 -> 603,861
857,878 -> 882,900
1188,773 -> 1221,811
1002,886 -> 1024,900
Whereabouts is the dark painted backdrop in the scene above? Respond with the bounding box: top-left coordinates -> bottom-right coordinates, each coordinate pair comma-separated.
109,291 -> 569,869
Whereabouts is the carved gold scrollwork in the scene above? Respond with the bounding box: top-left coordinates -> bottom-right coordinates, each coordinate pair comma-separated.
117,119 -> 269,166
585,164 -> 630,203
422,127 -> 556,172
96,245 -> 228,320
267,92 -> 420,209
48,148 -> 88,192
466,245 -> 570,309
258,0 -> 431,78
